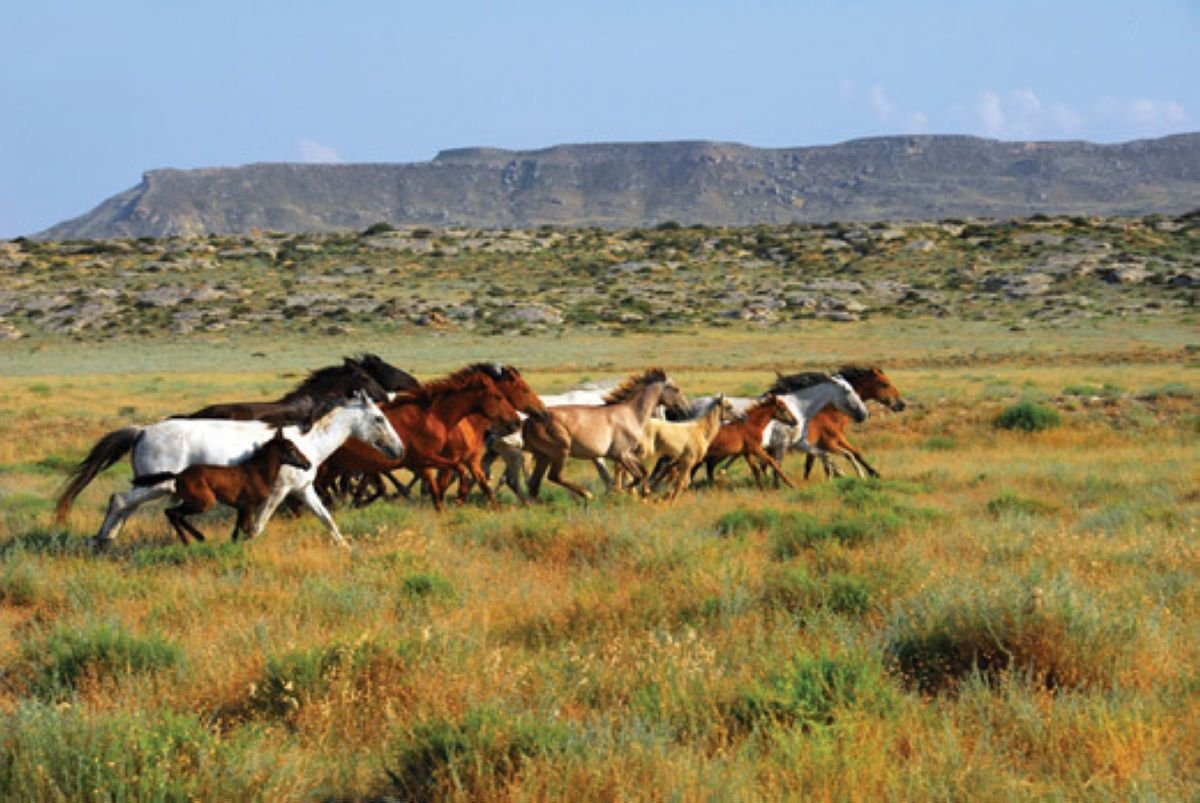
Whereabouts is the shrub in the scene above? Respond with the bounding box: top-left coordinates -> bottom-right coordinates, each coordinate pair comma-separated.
729,653 -> 896,731
994,401 -> 1061,432
362,221 -> 396,236
0,704 -> 236,800
24,622 -> 183,698
986,491 -> 1056,517
883,577 -> 1130,694
384,707 -> 578,799
400,571 -> 455,601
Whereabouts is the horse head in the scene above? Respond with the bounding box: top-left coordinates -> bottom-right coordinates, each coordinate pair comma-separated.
473,378 -> 523,435
358,353 -> 421,393
767,394 -> 798,426
268,429 -> 312,471
830,375 -> 870,423
492,363 -> 550,421
657,377 -> 691,419
840,365 -> 906,412
714,394 -> 743,423
348,390 -> 405,460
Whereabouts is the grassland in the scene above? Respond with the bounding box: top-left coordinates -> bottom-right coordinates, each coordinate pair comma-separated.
0,219 -> 1197,800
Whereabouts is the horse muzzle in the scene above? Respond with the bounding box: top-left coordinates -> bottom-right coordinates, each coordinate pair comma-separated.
381,441 -> 404,461
890,399 -> 907,412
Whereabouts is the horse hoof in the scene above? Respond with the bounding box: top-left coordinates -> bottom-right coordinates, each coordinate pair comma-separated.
91,537 -> 112,553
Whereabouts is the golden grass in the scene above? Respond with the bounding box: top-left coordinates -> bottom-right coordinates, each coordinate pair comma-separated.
0,321 -> 1196,800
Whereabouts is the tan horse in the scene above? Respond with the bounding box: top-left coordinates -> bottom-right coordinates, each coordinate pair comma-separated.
636,395 -> 739,500
522,368 -> 688,501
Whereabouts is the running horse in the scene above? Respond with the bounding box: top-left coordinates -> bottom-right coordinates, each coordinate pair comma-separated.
803,365 -> 906,479
521,367 -> 689,502
316,365 -> 522,511
180,354 -> 419,427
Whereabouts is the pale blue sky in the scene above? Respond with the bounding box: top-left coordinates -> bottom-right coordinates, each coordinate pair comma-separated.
2,0 -> 1196,237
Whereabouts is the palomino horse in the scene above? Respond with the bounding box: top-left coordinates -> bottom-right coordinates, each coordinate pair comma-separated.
316,365 -> 522,511
180,355 -> 417,427
522,368 -> 689,502
134,429 -> 312,544
693,394 -> 799,487
803,365 -> 906,479
634,394 -> 740,500
54,391 -> 404,548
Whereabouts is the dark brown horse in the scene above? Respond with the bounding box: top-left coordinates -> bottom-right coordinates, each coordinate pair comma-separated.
133,429 -> 311,544
803,365 -> 906,479
317,366 -> 522,511
181,355 -> 418,427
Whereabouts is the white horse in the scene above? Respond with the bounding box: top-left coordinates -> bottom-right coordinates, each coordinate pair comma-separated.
55,391 -> 404,549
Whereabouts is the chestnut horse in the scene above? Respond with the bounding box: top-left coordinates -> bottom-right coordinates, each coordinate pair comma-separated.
430,365 -> 549,505
317,365 -> 522,511
522,368 -> 689,502
134,429 -> 312,544
803,365 -> 906,479
693,394 -> 799,488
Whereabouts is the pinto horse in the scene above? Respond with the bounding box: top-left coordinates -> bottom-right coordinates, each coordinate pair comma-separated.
54,391 -> 404,548
803,365 -> 906,479
316,365 -> 522,511
522,368 -> 689,502
134,429 -> 312,544
181,354 -> 418,427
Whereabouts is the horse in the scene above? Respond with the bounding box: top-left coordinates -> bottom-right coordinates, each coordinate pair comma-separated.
428,365 -> 549,506
180,356 -> 404,426
692,394 -> 799,488
803,365 -> 906,479
315,366 -> 522,512
521,368 -> 689,502
54,391 -> 404,549
134,429 -> 312,544
633,394 -> 740,500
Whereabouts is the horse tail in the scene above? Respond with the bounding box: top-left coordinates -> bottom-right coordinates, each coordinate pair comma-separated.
53,427 -> 141,524
132,472 -> 176,488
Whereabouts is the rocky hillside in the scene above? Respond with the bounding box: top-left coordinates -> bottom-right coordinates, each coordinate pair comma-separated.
37,135 -> 1200,240
4,213 -> 1195,342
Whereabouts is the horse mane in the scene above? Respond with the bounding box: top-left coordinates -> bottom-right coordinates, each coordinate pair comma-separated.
356,352 -> 421,391
835,365 -> 878,385
768,371 -> 831,395
603,367 -> 669,404
744,393 -> 784,417
394,363 -> 498,402
280,358 -> 388,402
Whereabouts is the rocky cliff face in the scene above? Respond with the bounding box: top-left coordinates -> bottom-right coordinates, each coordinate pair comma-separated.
37,134 -> 1200,239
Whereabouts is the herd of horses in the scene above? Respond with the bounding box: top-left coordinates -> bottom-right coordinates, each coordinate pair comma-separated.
52,354 -> 906,549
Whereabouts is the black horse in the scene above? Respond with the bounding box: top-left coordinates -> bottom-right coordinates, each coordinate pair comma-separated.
179,354 -> 418,428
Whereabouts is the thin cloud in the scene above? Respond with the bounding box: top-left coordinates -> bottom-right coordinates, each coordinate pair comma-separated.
1097,97 -> 1188,133
868,85 -> 893,121
297,139 -> 343,163
955,89 -> 1083,139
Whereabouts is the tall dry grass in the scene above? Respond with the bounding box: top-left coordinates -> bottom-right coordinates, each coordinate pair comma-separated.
0,326 -> 1196,800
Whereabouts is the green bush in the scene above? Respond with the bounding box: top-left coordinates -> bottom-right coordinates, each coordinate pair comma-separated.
0,704 -> 239,800
385,707 -> 578,799
24,622 -> 183,698
994,401 -> 1062,432
729,653 -> 896,731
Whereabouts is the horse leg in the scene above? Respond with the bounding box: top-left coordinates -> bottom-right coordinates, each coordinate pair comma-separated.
466,456 -> 499,507
381,471 -> 410,499
165,505 -> 193,545
754,447 -> 796,489
421,467 -> 446,512
546,451 -> 592,502
527,454 -> 550,500
295,483 -> 349,548
95,481 -> 174,547
592,458 -> 614,491
804,453 -> 816,480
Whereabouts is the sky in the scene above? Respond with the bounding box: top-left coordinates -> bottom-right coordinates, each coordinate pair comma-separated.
1,0 -> 1196,238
